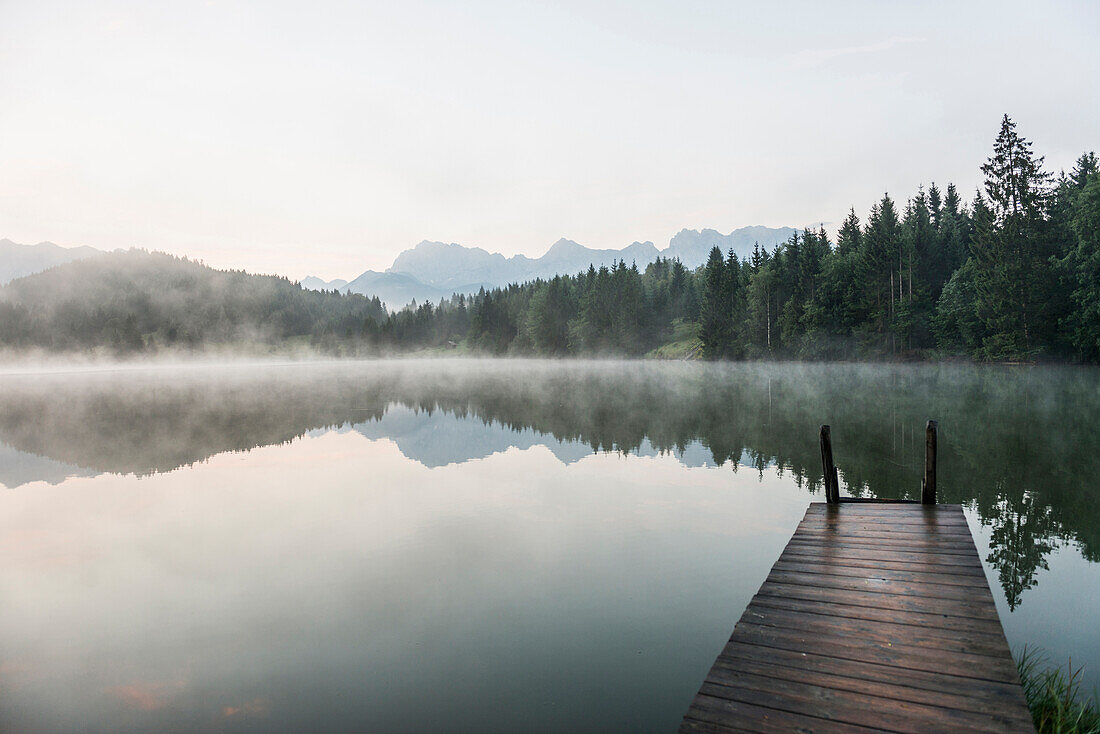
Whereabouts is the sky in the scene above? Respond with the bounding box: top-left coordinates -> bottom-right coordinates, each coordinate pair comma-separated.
1,1 -> 1098,281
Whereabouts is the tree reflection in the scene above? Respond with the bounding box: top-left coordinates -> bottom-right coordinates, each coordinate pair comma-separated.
0,360 -> 1094,609
983,491 -> 1059,610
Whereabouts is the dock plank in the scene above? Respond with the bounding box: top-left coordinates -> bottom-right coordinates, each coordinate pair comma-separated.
680,503 -> 1033,732
739,603 -> 1014,657
769,559 -> 990,587
779,543 -> 986,569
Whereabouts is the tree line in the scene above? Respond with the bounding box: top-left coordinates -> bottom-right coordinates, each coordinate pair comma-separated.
0,250 -> 388,352
369,115 -> 1096,362
1,115 -> 1096,362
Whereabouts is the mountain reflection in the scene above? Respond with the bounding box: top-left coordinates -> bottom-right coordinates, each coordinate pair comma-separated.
1,359 -> 1096,609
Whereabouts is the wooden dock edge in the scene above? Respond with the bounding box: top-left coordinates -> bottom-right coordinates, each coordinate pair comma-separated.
679,502 -> 1034,733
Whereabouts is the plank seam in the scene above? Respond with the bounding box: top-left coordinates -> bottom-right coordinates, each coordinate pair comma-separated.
703,659 -> 1034,726
756,582 -> 1000,619
688,692 -> 892,734
723,631 -> 1021,686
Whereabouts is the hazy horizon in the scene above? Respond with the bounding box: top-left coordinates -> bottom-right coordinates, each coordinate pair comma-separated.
1,225 -> 804,283
2,1 -> 1098,281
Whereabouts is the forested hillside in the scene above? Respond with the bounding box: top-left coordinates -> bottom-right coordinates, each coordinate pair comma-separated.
370,116 -> 1100,362
1,116 -> 1097,362
0,251 -> 388,352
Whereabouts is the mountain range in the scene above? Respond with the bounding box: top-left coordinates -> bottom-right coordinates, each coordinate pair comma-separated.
0,238 -> 104,285
0,224 -> 799,309
308,225 -> 798,309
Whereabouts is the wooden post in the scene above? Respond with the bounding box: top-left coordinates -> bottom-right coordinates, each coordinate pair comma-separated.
820,425 -> 839,503
922,420 -> 937,504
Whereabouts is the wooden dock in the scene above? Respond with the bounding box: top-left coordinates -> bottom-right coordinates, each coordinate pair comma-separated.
679,501 -> 1034,733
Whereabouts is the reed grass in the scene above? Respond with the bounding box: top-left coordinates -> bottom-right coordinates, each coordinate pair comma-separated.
1017,647 -> 1100,734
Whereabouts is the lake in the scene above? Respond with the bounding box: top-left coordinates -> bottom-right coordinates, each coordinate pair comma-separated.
1,359 -> 1097,732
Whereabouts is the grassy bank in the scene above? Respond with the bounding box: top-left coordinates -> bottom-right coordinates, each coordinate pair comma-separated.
1018,648 -> 1100,733
645,320 -> 703,360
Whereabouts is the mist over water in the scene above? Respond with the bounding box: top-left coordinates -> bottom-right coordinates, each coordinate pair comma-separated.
1,359 -> 1097,732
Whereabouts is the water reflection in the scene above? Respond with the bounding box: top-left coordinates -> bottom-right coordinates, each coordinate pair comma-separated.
0,360 -> 1097,731
1,359 -> 1096,611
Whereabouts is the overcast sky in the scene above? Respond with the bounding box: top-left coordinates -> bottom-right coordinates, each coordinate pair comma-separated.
1,1 -> 1098,280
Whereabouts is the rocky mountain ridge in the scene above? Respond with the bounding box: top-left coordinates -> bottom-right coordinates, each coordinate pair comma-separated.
330,225 -> 798,308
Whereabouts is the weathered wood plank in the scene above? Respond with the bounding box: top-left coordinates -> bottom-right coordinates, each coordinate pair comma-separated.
792,528 -> 978,544
755,581 -> 999,620
792,527 -> 979,540
805,509 -> 967,518
796,508 -> 974,526
770,559 -> 990,587
739,602 -> 1014,657
728,621 -> 1020,682
749,594 -> 1006,636
798,517 -> 973,532
923,420 -> 938,504
712,646 -> 1033,724
717,642 -> 1031,717
820,424 -> 841,504
802,507 -> 968,524
680,503 -> 1032,732
785,538 -> 982,557
780,543 -> 985,569
683,693 -> 879,734
680,718 -> 755,734
802,506 -> 968,519
761,569 -> 997,603
788,529 -> 982,547
803,506 -> 969,518
698,672 -> 1024,733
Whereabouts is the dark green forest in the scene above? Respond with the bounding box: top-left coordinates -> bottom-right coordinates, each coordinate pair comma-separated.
0,249 -> 389,352
435,116 -> 1100,363
2,116 -> 1097,362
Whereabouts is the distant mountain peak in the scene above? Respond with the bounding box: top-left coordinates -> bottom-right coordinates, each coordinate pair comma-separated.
402,239 -> 501,260
304,225 -> 797,309
545,238 -> 586,258
663,225 -> 798,264
300,276 -> 348,291
415,239 -> 471,252
0,238 -> 104,285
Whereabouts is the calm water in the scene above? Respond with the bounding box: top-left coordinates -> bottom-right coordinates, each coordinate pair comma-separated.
1,359 -> 1097,732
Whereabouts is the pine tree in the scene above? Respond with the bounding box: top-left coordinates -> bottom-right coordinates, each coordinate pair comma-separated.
859,194 -> 902,351
836,209 -> 862,256
745,254 -> 777,355
751,242 -> 764,270
970,115 -> 1052,358
928,183 -> 943,228
698,247 -> 730,357
1062,170 -> 1100,359
725,249 -> 746,357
